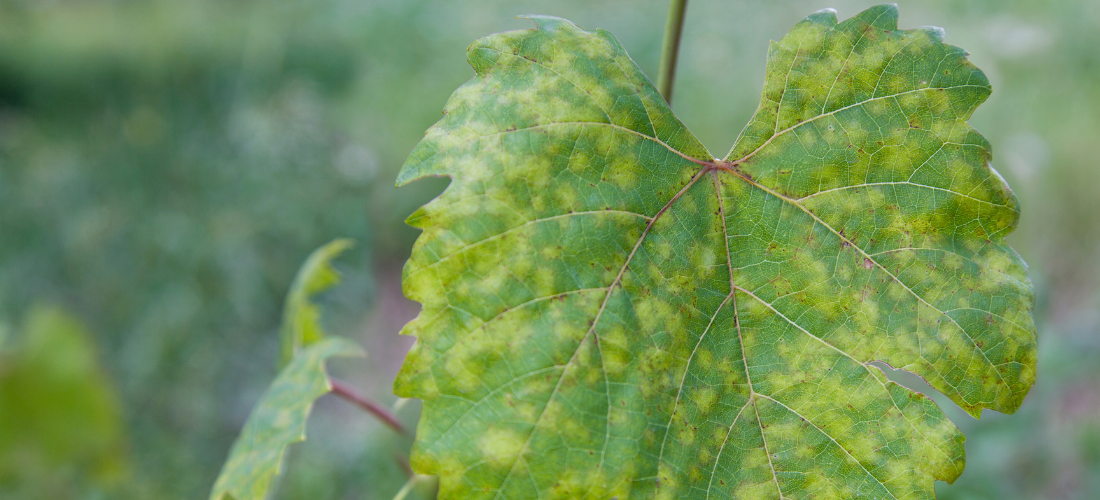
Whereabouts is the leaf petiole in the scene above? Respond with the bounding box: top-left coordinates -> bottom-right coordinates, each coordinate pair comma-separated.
329,377 -> 408,435
657,0 -> 688,105
391,474 -> 437,500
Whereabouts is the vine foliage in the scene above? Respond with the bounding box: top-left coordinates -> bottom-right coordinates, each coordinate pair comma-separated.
394,5 -> 1036,499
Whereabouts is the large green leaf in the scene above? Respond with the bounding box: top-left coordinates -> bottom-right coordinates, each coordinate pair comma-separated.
395,5 -> 1036,499
209,337 -> 363,500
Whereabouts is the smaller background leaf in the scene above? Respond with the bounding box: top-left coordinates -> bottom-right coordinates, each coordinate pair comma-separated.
208,336 -> 363,500
279,238 -> 355,366
0,305 -> 130,497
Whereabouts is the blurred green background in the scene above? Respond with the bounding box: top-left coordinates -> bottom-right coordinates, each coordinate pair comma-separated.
0,0 -> 1096,499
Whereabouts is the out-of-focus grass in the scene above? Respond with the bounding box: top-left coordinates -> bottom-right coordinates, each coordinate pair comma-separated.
0,0 -> 1096,499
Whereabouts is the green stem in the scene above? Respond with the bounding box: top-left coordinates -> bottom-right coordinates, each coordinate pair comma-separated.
391,475 -> 437,500
657,0 -> 689,105
390,475 -> 419,500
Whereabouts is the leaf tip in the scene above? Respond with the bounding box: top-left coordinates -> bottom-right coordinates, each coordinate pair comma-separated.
919,24 -> 947,43
805,7 -> 839,26
846,4 -> 899,31
279,238 -> 357,365
516,14 -> 576,34
395,169 -> 417,188
877,3 -> 901,22
324,238 -> 357,257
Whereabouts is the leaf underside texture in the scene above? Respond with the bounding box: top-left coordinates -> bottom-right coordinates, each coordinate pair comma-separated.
394,5 -> 1037,499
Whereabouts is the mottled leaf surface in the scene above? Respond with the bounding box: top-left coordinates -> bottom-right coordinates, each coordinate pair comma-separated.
395,5 -> 1036,499
279,238 -> 354,366
209,337 -> 363,500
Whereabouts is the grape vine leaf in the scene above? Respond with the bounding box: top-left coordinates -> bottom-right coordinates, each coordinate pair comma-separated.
394,5 -> 1036,499
279,238 -> 354,366
209,337 -> 363,500
212,239 -> 360,500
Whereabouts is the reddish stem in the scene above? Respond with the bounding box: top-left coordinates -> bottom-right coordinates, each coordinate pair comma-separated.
395,454 -> 414,478
330,377 -> 408,435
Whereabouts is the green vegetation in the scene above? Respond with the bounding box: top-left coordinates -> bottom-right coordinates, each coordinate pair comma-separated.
210,337 -> 363,500
211,238 -> 361,500
0,307 -> 128,498
395,6 -> 1033,498
0,0 -> 1097,499
279,239 -> 355,366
